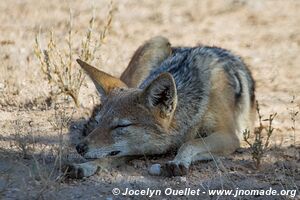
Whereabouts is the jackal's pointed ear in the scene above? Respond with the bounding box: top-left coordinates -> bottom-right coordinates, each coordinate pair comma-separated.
76,59 -> 127,96
141,73 -> 177,118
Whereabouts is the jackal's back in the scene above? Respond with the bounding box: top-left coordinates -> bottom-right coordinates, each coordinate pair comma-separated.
140,46 -> 255,135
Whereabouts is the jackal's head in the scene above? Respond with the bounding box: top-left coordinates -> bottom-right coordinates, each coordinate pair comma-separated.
76,60 -> 177,159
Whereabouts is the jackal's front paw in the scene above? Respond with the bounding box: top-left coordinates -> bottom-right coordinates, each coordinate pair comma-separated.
63,164 -> 84,179
163,161 -> 189,177
63,162 -> 98,179
149,161 -> 189,177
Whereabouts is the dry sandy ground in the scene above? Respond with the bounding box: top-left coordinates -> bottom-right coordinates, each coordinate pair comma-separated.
0,0 -> 299,199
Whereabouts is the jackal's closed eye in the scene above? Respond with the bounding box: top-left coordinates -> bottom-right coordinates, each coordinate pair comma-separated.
113,124 -> 132,129
112,120 -> 133,130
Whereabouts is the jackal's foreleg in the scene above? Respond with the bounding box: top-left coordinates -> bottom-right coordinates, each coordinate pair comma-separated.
149,132 -> 239,177
63,157 -> 127,179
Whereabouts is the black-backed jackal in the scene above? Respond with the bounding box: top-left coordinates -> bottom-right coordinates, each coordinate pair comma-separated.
65,36 -> 255,178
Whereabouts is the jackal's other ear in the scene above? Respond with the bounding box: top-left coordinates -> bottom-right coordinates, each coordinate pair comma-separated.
76,59 -> 127,96
141,73 -> 177,118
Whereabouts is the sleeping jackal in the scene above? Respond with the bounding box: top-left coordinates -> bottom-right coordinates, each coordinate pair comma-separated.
66,36 -> 255,178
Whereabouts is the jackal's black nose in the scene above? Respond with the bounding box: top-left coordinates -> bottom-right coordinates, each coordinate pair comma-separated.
76,143 -> 88,155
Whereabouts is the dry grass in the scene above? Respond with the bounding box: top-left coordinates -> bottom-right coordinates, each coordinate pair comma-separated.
243,101 -> 277,169
31,104 -> 74,199
8,104 -> 77,199
34,1 -> 115,106
288,96 -> 299,149
9,116 -> 37,160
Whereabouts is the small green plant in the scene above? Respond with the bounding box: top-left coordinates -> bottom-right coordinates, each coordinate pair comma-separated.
34,1 -> 115,106
243,101 -> 277,169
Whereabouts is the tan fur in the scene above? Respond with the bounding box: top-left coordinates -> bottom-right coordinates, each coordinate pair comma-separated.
173,67 -> 240,167
120,36 -> 171,87
76,59 -> 127,95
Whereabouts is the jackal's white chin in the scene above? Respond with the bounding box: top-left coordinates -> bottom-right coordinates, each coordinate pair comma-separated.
83,142 -> 129,159
83,149 -> 124,159
83,150 -> 110,159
